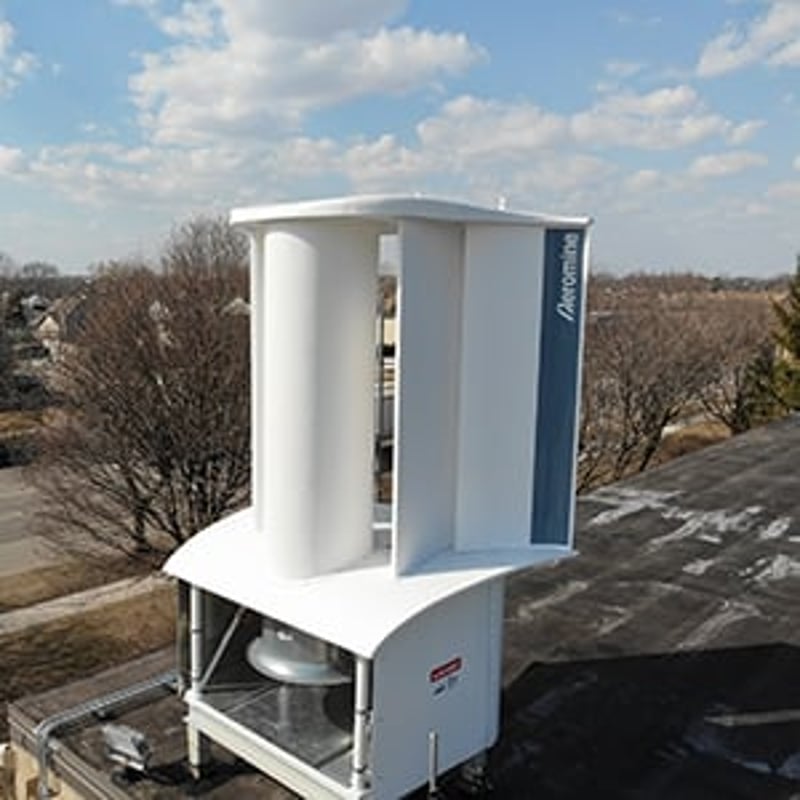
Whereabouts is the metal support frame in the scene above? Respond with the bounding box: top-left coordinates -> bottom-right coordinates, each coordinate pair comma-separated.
198,605 -> 246,690
351,657 -> 372,791
184,592 -> 375,796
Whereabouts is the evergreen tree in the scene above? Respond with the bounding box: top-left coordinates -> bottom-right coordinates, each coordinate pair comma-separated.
771,255 -> 800,410
773,255 -> 800,357
742,342 -> 788,423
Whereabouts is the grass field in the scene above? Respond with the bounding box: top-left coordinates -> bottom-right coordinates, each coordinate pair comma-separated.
654,420 -> 730,465
0,557 -> 150,612
0,580 -> 175,740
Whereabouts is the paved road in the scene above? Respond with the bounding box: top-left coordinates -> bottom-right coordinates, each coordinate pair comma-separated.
0,467 -> 58,576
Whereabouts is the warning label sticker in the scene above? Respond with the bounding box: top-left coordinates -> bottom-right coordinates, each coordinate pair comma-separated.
430,657 -> 463,696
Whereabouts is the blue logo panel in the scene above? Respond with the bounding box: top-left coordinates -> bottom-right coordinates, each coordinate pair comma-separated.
531,228 -> 586,544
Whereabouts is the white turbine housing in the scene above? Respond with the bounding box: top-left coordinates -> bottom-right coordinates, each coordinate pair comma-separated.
164,194 -> 591,799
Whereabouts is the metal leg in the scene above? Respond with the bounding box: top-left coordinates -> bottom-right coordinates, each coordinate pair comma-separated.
351,656 -> 372,792
428,730 -> 443,798
187,725 -> 208,780
187,585 -> 209,778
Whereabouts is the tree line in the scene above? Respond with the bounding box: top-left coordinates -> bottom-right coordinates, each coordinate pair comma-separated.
578,268 -> 798,490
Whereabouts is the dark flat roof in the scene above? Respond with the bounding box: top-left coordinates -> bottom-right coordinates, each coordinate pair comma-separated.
496,413 -> 800,799
9,415 -> 800,799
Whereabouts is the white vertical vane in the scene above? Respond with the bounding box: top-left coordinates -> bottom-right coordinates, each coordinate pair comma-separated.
251,220 -> 379,578
392,220 -> 464,574
455,225 -> 545,550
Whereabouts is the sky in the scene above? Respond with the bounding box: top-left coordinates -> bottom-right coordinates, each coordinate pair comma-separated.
0,0 -> 799,276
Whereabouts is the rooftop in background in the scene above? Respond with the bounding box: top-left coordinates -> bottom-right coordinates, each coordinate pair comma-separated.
9,415 -> 800,799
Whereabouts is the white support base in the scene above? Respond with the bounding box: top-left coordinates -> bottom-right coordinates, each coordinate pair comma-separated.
187,699 -> 371,800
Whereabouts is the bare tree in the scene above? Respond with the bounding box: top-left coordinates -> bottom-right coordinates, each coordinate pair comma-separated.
579,297 -> 717,487
577,321 -> 621,491
29,217 -> 250,561
0,251 -> 16,277
20,261 -> 59,280
162,215 -> 248,276
697,296 -> 777,433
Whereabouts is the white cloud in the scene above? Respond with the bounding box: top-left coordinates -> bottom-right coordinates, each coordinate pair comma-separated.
11,51 -> 39,78
159,2 -> 217,40
743,201 -> 770,216
595,61 -> 648,95
603,85 -> 698,115
413,86 -> 747,164
27,139 -> 252,208
126,0 -> 483,144
20,90 -> 605,213
416,95 -> 566,164
794,155 -> 800,170
218,0 -> 408,40
572,85 -> 734,150
32,74 -> 757,215
697,0 -> 800,76
767,180 -> 800,199
688,150 -> 767,178
276,108 -> 613,201
113,0 -> 216,39
0,20 -> 14,58
771,37 -> 800,66
624,169 -> 663,193
0,17 -> 39,97
112,0 -> 159,10
727,119 -> 765,144
268,133 -> 432,193
507,154 -> 614,196
272,137 -> 338,175
604,60 -> 644,78
88,0 -> 761,231
0,144 -> 24,174
341,134 -> 431,188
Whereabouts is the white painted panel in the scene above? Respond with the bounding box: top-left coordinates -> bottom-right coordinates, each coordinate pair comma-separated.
165,509 -> 573,658
254,221 -> 378,578
456,225 -> 545,550
485,578 -> 506,745
371,582 -> 501,798
392,220 -> 463,574
231,194 -> 591,230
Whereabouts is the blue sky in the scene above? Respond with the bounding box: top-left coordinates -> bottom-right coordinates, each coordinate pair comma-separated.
1,0 -> 799,276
